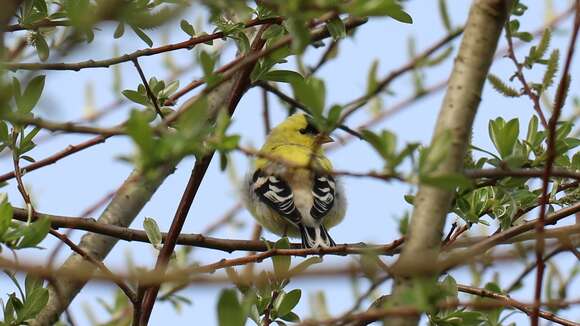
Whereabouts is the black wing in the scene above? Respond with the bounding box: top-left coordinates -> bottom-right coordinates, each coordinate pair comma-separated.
252,170 -> 301,224
310,175 -> 336,220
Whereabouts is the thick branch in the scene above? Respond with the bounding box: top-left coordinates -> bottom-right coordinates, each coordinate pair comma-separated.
389,1 -> 512,325
30,76 -> 239,326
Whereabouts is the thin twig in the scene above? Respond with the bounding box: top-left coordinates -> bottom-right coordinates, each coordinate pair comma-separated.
262,87 -> 271,135
504,26 -> 549,128
301,297 -> 580,326
458,284 -> 580,326
0,134 -> 110,183
1,17 -> 282,71
506,245 -> 567,293
132,58 -> 165,119
338,28 -> 464,123
532,3 -> 580,326
48,229 -> 138,304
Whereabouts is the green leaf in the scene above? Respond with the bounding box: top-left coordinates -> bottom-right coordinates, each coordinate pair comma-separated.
20,287 -> 49,320
438,0 -> 452,31
288,256 -> 322,276
122,90 -> 149,106
260,70 -> 303,84
385,4 -> 413,24
33,0 -> 48,15
262,25 -> 285,40
440,275 -> 458,298
361,129 -> 402,168
488,117 -> 519,158
280,311 -> 300,322
131,26 -> 153,47
419,131 -> 451,174
113,22 -> 125,39
346,0 -> 413,23
143,217 -> 162,248
326,18 -> 346,40
16,75 -> 46,113
272,238 -> 291,276
34,34 -> 50,61
326,105 -> 343,130
126,109 -> 155,155
25,274 -> 43,299
199,51 -> 216,76
367,60 -> 379,94
0,121 -> 9,143
487,74 -> 519,97
275,289 -> 301,317
514,31 -> 533,42
0,200 -> 13,238
284,17 -> 310,53
18,217 -> 50,248
526,115 -> 539,148
180,19 -> 195,36
290,77 -> 325,117
21,127 -> 41,154
217,289 -> 244,326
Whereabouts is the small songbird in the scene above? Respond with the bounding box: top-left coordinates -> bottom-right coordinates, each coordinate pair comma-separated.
243,113 -> 346,248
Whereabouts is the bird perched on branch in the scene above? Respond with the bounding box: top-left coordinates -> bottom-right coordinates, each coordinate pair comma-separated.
243,113 -> 346,248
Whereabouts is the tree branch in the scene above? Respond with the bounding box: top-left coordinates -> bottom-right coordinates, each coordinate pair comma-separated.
137,24 -> 269,325
388,1 -> 512,325
1,17 -> 282,71
532,3 -> 580,325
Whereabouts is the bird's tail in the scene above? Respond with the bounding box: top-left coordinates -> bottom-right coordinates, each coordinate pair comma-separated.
299,223 -> 336,248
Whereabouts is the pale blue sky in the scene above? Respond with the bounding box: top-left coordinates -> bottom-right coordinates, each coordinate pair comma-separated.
1,1 -> 579,325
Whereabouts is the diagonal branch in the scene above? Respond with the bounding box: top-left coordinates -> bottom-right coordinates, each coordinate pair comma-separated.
136,25 -> 269,325
532,2 -> 580,325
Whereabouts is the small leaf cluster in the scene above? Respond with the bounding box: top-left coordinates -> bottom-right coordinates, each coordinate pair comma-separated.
429,278 -> 513,326
13,0 -> 186,61
491,1 -> 564,101
1,75 -> 46,166
418,132 -> 472,191
125,98 -> 210,171
454,116 -> 580,229
212,16 -> 251,54
255,70 -> 345,134
122,77 -> 179,118
362,129 -> 419,174
506,1 -> 532,42
216,238 -> 321,326
251,1 -> 412,89
92,289 -> 133,326
0,194 -> 50,251
1,273 -> 49,326
544,262 -> 580,314
483,116 -> 579,170
391,276 -> 457,316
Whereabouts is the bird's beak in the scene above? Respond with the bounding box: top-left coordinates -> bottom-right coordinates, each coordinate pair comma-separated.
321,135 -> 334,144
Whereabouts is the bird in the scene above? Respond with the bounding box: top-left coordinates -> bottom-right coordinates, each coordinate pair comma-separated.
242,113 -> 346,248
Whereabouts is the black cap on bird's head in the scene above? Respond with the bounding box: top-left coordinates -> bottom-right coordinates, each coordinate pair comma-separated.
267,114 -> 334,145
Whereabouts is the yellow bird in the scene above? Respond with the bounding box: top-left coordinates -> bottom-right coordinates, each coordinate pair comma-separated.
243,113 -> 346,248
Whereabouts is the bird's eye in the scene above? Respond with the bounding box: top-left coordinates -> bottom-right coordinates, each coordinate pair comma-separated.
299,122 -> 319,135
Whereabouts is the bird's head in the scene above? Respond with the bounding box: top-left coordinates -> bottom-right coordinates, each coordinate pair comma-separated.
266,113 -> 334,148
